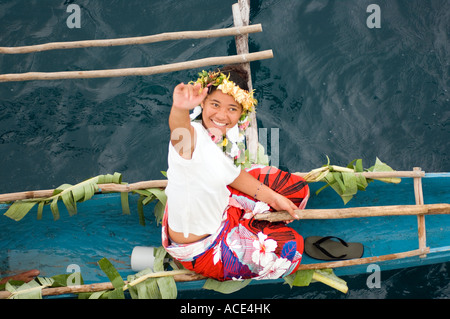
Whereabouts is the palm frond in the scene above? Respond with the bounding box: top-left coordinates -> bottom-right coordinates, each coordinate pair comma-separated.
310,157 -> 401,205
3,173 -> 124,222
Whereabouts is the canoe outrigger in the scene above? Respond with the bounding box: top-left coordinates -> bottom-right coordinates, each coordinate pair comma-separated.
1,168 -> 449,298
0,0 -> 449,299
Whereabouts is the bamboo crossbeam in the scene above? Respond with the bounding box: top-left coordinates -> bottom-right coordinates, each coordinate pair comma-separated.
99,180 -> 168,192
0,247 -> 432,299
0,171 -> 425,203
0,25 -> 263,55
294,170 -> 425,179
254,204 -> 450,222
0,180 -> 169,202
297,247 -> 430,270
0,270 -> 205,299
0,50 -> 273,83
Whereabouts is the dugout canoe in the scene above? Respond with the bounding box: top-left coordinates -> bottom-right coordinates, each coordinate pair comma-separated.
0,169 -> 449,297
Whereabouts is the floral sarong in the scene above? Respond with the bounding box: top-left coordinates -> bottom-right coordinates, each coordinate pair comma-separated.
162,165 -> 309,281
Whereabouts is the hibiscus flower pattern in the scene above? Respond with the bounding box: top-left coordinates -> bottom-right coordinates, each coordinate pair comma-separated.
252,232 -> 277,266
221,222 -> 302,280
162,165 -> 309,281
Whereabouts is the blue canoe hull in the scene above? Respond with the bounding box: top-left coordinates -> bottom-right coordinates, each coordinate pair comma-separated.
1,173 -> 449,292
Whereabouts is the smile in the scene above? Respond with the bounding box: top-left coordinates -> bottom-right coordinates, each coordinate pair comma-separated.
211,119 -> 228,127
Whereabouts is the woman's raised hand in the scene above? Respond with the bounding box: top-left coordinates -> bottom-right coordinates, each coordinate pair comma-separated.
172,82 -> 208,111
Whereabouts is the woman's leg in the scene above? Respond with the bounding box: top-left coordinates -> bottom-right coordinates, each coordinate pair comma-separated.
221,166 -> 309,280
162,165 -> 309,281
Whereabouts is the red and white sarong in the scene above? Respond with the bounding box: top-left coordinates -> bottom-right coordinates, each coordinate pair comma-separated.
162,165 -> 309,281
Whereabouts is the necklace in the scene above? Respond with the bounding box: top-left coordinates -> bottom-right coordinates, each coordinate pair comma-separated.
190,106 -> 249,168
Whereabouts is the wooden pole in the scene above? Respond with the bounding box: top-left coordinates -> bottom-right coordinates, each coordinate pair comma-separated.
0,25 -> 263,54
0,247 -> 431,299
232,0 -> 259,164
99,180 -> 168,192
294,170 -> 425,179
0,50 -> 274,83
0,180 -> 168,202
414,167 -> 427,258
297,247 -> 430,270
0,170 -> 426,203
254,204 -> 450,222
232,2 -> 252,86
0,270 -> 205,299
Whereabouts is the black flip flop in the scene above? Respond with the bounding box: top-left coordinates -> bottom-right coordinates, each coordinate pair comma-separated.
304,236 -> 364,261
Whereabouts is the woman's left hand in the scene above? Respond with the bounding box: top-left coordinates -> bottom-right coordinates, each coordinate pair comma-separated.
269,193 -> 299,223
229,170 -> 300,224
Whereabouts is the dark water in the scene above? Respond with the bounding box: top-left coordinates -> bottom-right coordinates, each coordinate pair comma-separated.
0,0 -> 448,298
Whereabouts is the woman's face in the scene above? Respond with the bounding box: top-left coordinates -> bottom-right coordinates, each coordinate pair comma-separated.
201,89 -> 242,135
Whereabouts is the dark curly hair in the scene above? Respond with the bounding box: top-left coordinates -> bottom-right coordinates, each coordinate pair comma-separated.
207,64 -> 250,94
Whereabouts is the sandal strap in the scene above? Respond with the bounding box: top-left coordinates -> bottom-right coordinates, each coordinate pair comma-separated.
313,236 -> 348,259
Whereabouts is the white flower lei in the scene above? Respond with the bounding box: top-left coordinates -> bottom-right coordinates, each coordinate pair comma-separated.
190,106 -> 249,168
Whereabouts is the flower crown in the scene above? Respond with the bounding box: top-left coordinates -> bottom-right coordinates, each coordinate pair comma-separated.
190,70 -> 257,167
192,70 -> 257,113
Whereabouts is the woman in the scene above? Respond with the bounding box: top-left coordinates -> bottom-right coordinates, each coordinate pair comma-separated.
162,66 -> 309,281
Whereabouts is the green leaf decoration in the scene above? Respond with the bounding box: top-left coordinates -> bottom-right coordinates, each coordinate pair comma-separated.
120,192 -> 130,215
154,201 -> 165,226
309,157 -> 401,205
311,269 -> 348,293
36,201 -> 45,220
5,277 -> 54,299
3,200 -> 37,222
51,273 -> 84,287
151,247 -> 178,299
50,197 -> 60,220
127,269 -> 162,299
157,276 -> 177,299
153,246 -> 168,272
97,258 -> 125,290
257,143 -> 270,166
2,171 -> 170,227
83,249 -> 178,299
36,276 -> 55,287
284,269 -> 315,288
87,290 -> 108,299
3,173 -> 125,222
367,157 -> 402,184
125,265 -> 178,298
284,269 -> 348,293
202,278 -> 252,294
61,191 -> 77,216
137,194 -> 146,225
97,258 -> 125,299
242,142 -> 270,169
6,280 -> 42,299
132,187 -> 167,226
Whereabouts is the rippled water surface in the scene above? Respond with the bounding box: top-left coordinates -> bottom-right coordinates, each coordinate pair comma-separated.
0,0 -> 449,298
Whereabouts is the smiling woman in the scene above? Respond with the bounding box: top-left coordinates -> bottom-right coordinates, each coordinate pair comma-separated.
0,0 -> 447,300
163,66 -> 310,281
202,90 -> 242,136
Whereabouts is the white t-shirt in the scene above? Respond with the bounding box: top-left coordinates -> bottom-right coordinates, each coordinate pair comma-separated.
165,121 -> 241,238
